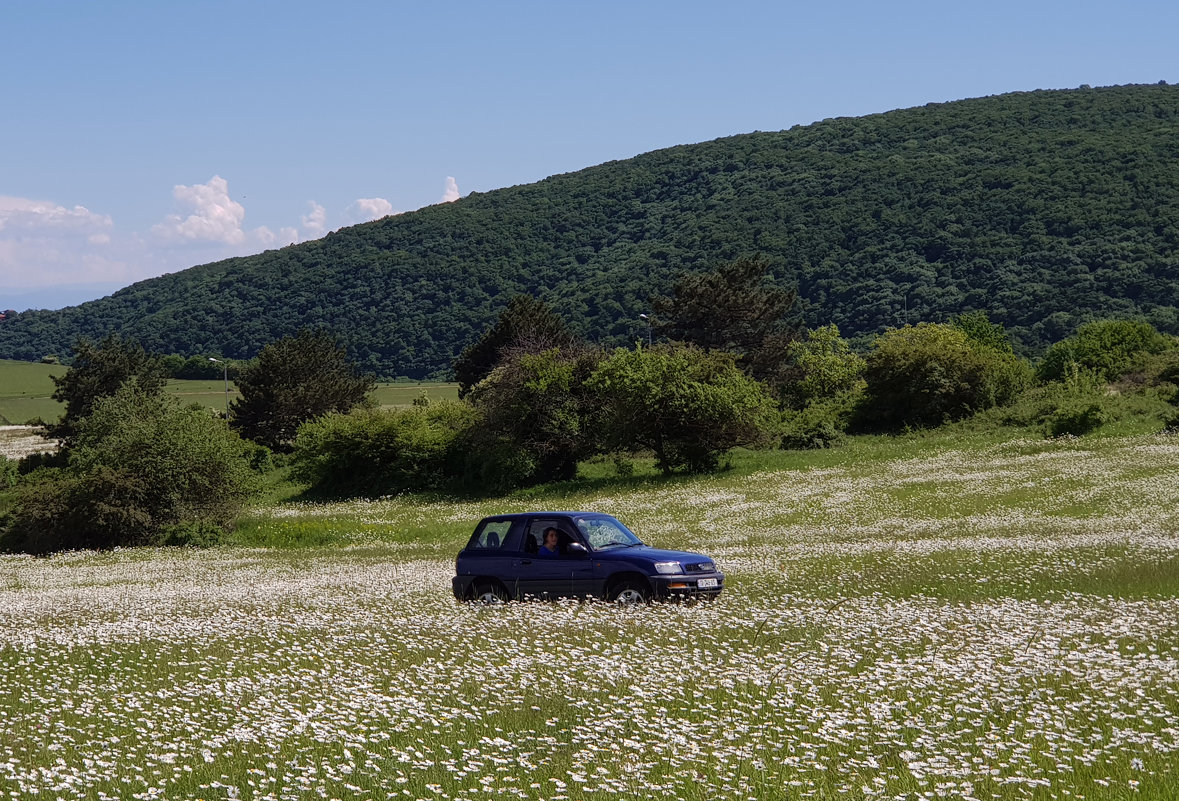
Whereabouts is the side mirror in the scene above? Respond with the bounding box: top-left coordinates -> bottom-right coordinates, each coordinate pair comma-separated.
566,542 -> 589,558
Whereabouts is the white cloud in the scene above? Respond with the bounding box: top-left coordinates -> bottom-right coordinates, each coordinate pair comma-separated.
346,197 -> 395,224
301,202 -> 327,239
441,177 -> 460,203
1,176 -> 424,298
0,196 -> 112,234
0,196 -> 124,291
152,175 -> 248,244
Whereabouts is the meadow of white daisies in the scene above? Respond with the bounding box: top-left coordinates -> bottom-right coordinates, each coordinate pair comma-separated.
1,431 -> 1177,800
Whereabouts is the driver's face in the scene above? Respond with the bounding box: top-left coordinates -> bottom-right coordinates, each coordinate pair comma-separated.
544,532 -> 558,545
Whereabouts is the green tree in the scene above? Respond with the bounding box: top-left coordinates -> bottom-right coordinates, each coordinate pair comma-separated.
453,295 -> 577,397
785,324 -> 866,408
466,344 -> 603,482
858,323 -> 1033,430
2,383 -> 259,554
48,335 -> 167,443
231,330 -> 375,450
586,343 -> 777,474
652,255 -> 800,385
1037,319 -> 1174,383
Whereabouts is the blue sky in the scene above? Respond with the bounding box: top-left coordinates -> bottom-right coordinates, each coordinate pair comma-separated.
2,0 -> 1176,310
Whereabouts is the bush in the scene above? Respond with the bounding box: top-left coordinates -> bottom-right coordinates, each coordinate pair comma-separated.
780,393 -> 859,450
291,402 -> 478,496
453,295 -> 578,397
455,434 -> 537,495
586,344 -> 778,474
0,457 -> 16,489
1045,401 -> 1109,437
2,467 -> 156,554
858,323 -> 1034,431
1037,319 -> 1174,383
1,384 -> 260,554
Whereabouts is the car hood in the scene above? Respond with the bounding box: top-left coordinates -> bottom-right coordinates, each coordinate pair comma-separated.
597,545 -> 712,564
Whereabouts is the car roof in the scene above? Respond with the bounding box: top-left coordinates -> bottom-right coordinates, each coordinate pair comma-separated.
481,511 -> 607,520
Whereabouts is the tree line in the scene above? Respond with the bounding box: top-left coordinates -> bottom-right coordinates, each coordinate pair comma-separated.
4,255 -> 1179,555
1,83 -> 1177,377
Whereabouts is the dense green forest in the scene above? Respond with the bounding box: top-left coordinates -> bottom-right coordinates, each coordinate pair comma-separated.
1,83 -> 1177,378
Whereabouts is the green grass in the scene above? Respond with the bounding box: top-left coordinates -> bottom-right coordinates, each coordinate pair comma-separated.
2,385 -> 1178,798
370,381 -> 459,407
0,358 -> 458,422
0,359 -> 64,423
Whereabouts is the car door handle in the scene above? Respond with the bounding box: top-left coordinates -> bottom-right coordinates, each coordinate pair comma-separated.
520,560 -> 532,565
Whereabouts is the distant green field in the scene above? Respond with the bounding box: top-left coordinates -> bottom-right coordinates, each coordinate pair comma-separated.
0,359 -> 457,423
0,359 -> 64,423
370,382 -> 459,407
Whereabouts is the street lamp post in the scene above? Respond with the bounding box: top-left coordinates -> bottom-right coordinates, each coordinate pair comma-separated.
639,314 -> 652,347
209,358 -> 229,415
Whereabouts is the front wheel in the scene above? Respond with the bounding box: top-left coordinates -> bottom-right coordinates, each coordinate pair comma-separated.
609,579 -> 651,605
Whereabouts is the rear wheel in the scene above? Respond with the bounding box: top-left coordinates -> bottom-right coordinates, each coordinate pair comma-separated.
609,579 -> 651,605
471,581 -> 508,604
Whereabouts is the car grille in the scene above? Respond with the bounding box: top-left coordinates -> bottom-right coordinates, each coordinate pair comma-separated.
685,561 -> 716,573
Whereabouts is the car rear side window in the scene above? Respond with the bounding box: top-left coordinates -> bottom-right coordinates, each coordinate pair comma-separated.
468,519 -> 512,550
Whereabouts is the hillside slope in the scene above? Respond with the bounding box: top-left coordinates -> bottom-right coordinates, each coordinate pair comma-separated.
2,83 -> 1177,377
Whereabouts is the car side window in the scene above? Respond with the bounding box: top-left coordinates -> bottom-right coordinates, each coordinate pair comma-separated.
469,519 -> 512,550
529,521 -> 576,555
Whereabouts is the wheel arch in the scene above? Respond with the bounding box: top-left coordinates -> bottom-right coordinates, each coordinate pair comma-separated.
604,570 -> 652,599
467,576 -> 512,602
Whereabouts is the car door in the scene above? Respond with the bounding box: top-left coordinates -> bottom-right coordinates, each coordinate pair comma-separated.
461,517 -> 522,597
515,518 -> 593,599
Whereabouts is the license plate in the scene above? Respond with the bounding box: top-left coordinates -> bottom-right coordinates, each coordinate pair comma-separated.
697,578 -> 718,589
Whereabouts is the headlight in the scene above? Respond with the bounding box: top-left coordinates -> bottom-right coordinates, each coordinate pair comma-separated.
653,561 -> 683,575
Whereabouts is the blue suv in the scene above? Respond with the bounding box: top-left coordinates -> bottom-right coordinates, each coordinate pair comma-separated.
452,512 -> 724,603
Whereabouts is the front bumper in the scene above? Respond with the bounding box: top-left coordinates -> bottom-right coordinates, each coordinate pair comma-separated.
651,572 -> 724,600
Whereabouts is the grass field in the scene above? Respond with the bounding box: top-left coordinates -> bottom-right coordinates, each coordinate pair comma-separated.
2,429 -> 1176,799
0,359 -> 458,423
0,359 -> 64,424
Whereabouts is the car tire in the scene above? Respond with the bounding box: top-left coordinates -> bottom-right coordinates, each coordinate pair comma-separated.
471,581 -> 508,604
609,579 -> 651,605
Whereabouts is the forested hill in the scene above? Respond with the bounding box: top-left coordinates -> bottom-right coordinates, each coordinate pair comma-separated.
2,82 -> 1178,378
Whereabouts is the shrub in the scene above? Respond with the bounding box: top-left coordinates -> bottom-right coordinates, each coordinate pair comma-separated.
952,310 -> 1016,354
780,393 -> 859,450
453,295 -> 578,397
291,402 -> 478,496
455,434 -> 537,495
586,344 -> 778,474
2,467 -> 156,554
2,384 -> 259,554
857,323 -> 1033,431
1045,401 -> 1109,438
0,456 -> 16,489
1037,320 -> 1174,383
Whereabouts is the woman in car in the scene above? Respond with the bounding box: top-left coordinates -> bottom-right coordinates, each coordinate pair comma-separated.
537,527 -> 560,557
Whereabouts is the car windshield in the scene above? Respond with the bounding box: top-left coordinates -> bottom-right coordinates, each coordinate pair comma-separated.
575,516 -> 643,550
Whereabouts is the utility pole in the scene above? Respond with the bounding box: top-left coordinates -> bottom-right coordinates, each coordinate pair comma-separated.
639,314 -> 652,347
